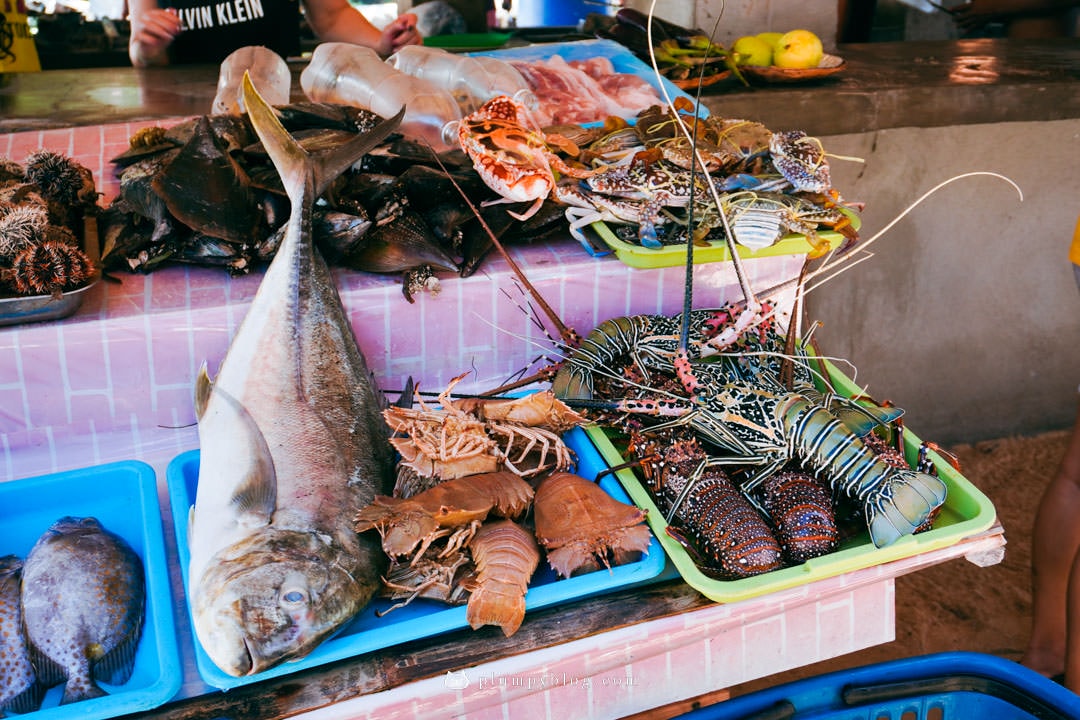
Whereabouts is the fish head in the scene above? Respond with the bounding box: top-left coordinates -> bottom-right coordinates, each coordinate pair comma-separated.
192,528 -> 367,676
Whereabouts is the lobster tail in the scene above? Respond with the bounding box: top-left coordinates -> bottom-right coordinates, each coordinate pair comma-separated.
864,468 -> 947,548
784,397 -> 947,548
465,520 -> 539,637
552,315 -> 674,401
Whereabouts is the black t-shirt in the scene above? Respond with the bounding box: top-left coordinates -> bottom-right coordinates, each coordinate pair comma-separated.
165,0 -> 301,64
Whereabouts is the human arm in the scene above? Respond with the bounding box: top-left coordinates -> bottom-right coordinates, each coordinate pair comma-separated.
128,0 -> 182,66
302,0 -> 421,56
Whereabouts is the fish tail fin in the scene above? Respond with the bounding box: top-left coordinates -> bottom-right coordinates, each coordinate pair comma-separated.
59,675 -> 108,705
240,72 -> 405,207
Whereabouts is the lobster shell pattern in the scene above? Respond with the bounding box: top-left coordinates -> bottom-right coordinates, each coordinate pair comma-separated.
465,519 -> 539,637
533,471 -> 652,579
861,432 -> 940,534
760,471 -> 838,564
634,431 -> 781,580
354,471 -> 534,558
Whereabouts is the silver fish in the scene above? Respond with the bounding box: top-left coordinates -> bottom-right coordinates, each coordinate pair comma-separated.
20,517 -> 145,706
1,555 -> 41,717
187,74 -> 402,677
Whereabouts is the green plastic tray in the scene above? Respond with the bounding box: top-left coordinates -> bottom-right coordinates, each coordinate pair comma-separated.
592,208 -> 860,269
583,357 -> 998,603
423,33 -> 514,52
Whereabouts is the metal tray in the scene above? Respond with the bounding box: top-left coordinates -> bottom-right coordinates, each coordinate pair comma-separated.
166,426 -> 666,690
0,281 -> 97,327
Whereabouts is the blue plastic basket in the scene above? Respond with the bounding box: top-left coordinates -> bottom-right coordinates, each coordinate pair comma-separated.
676,652 -> 1079,719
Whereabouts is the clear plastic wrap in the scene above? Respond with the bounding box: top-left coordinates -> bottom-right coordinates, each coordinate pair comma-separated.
387,45 -> 536,112
212,46 -> 291,115
300,42 -> 462,150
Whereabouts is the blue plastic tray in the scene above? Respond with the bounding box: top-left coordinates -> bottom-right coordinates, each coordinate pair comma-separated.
166,425 -> 666,690
472,38 -> 705,122
676,652 -> 1079,719
0,461 -> 181,719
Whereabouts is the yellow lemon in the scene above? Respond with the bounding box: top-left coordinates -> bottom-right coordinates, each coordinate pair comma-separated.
732,35 -> 773,66
755,32 -> 784,52
773,29 -> 824,69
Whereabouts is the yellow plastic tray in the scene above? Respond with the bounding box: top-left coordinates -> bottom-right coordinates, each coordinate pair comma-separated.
582,357 -> 998,603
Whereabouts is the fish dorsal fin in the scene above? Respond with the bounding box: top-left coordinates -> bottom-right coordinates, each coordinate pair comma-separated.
205,383 -> 278,527
241,71 -> 405,207
194,362 -> 213,419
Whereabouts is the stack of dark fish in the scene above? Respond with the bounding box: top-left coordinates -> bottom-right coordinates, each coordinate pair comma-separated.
100,102 -> 568,302
0,517 -> 145,712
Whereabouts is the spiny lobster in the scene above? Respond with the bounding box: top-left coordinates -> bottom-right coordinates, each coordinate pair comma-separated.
554,320 -> 946,549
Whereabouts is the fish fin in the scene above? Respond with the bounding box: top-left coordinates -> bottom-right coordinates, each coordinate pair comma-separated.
241,72 -> 405,207
208,384 -> 278,526
5,680 -> 45,714
194,362 -> 212,419
394,376 -> 415,409
28,643 -> 65,689
92,610 -> 144,686
230,444 -> 277,526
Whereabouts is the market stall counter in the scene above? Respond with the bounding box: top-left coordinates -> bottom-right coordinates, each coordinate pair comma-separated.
0,111 -> 1007,719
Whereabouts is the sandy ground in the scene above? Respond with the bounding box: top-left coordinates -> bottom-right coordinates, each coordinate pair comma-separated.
729,429 -> 1072,695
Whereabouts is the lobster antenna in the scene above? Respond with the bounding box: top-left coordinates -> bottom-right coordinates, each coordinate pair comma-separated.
647,8 -> 761,320
426,147 -> 580,351
643,0 -> 741,355
744,171 -> 1023,309
800,170 -> 1023,297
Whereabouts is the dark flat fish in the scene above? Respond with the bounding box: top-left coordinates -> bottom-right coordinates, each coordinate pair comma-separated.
20,517 -> 145,705
0,555 -> 42,717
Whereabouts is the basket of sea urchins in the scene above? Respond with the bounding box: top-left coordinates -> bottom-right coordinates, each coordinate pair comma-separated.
0,152 -> 100,319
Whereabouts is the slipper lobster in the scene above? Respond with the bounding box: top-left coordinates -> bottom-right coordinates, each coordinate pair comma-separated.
354,470 -> 534,561
465,519 -> 540,636
533,471 -> 652,578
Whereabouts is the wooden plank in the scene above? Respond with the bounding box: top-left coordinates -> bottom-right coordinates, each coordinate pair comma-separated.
123,579 -> 710,720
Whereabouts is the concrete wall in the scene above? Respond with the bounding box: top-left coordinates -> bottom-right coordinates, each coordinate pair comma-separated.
803,119 -> 1080,445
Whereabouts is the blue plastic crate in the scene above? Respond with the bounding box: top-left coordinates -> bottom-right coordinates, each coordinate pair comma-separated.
0,461 -> 182,719
677,652 -> 1079,720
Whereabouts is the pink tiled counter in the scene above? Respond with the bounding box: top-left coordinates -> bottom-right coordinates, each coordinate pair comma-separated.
0,124 -> 1006,719
1,121 -> 807,483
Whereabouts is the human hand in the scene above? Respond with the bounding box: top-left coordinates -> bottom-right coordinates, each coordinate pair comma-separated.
378,13 -> 421,55
130,7 -> 182,65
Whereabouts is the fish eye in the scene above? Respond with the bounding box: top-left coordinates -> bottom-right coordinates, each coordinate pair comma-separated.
281,589 -> 307,604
